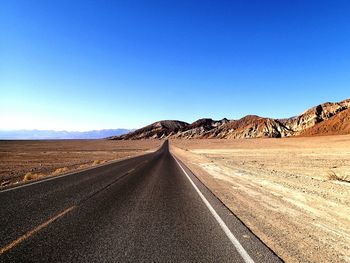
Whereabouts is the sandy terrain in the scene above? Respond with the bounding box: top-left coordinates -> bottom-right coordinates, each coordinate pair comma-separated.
0,140 -> 161,187
170,136 -> 350,263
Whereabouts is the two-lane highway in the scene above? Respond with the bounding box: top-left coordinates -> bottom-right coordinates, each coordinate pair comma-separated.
0,141 -> 281,262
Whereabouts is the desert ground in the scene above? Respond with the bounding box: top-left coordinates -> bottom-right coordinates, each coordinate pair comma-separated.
0,140 -> 161,187
170,135 -> 350,263
1,137 -> 349,262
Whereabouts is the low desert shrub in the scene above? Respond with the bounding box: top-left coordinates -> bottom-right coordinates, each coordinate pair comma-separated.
92,160 -> 106,166
79,163 -> 89,169
326,170 -> 349,182
23,172 -> 43,181
52,167 -> 69,176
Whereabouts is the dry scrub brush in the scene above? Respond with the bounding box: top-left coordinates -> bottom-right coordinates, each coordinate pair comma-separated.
92,160 -> 107,165
79,163 -> 90,169
23,172 -> 44,181
326,170 -> 349,182
52,167 -> 69,176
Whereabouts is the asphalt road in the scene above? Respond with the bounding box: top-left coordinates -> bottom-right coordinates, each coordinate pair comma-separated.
0,141 -> 282,262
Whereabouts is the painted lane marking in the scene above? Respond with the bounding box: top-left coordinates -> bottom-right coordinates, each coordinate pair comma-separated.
173,156 -> 255,263
0,206 -> 75,255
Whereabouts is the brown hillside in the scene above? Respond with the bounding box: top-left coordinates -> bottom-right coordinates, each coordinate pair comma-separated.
175,118 -> 229,139
300,108 -> 350,136
214,115 -> 291,139
282,98 -> 350,134
109,120 -> 188,140
109,98 -> 350,140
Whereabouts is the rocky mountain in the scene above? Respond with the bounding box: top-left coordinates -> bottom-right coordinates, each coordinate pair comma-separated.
109,98 -> 350,140
212,115 -> 292,139
173,118 -> 229,139
109,120 -> 189,140
281,98 -> 350,134
300,108 -> 350,136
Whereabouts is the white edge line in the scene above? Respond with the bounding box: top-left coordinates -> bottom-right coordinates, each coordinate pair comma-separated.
0,151 -> 154,193
173,155 -> 255,263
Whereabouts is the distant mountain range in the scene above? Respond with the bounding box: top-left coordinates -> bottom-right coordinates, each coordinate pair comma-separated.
0,129 -> 131,140
109,98 -> 350,140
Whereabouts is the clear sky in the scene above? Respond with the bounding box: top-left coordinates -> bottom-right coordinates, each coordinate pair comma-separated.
1,0 -> 349,131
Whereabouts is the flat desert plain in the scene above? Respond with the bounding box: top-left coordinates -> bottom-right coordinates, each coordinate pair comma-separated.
0,139 -> 161,187
171,135 -> 350,263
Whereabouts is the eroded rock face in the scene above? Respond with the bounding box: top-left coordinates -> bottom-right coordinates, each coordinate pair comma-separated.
300,108 -> 350,136
109,120 -> 189,140
205,115 -> 290,139
173,118 -> 230,139
281,99 -> 350,134
109,98 -> 350,140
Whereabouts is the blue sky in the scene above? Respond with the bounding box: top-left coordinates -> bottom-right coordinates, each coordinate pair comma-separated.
1,0 -> 349,131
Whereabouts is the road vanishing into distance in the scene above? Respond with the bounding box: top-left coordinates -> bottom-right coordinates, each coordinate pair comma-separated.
0,141 -> 281,262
